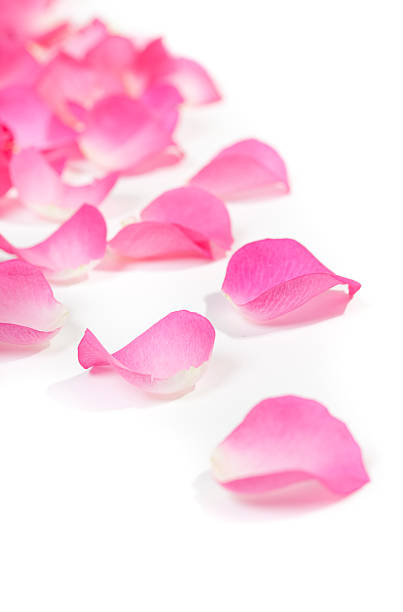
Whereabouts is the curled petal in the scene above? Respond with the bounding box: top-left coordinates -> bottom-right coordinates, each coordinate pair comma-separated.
78,310 -> 216,396
222,239 -> 361,322
10,148 -> 117,220
212,395 -> 370,496
0,86 -> 75,150
109,186 -> 233,260
79,94 -> 178,173
136,38 -> 221,105
190,139 -> 290,200
0,204 -> 107,282
0,259 -> 67,346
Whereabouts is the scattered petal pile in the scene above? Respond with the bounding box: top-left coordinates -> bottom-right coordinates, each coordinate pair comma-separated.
0,204 -> 106,282
0,259 -> 67,345
222,238 -> 361,322
190,139 -> 290,200
211,395 -> 369,496
109,186 -> 233,261
78,310 -> 216,396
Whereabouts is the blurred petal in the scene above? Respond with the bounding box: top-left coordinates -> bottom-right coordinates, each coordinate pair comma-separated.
0,259 -> 67,345
109,186 -> 233,260
190,139 -> 289,200
79,94 -> 178,173
10,148 -> 117,220
222,239 -> 360,322
0,39 -> 41,88
212,395 -> 369,496
0,86 -> 75,150
0,123 -> 13,197
78,310 -> 215,396
0,204 -> 107,282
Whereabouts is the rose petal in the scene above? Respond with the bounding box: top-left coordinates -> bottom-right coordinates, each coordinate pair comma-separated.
0,86 -> 75,150
0,39 -> 41,88
136,38 -> 221,105
78,310 -> 215,396
0,259 -> 67,345
190,139 -> 290,200
10,148 -> 117,220
0,123 -> 13,197
0,204 -> 107,282
222,238 -> 361,322
109,186 -> 233,260
0,0 -> 55,39
212,395 -> 369,496
78,93 -> 178,173
62,19 -> 108,59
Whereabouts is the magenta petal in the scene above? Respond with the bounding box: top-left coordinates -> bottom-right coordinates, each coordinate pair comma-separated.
0,259 -> 67,346
212,396 -> 369,496
78,310 -> 216,396
190,139 -> 290,200
0,86 -> 75,150
79,94 -> 176,173
222,239 -> 361,322
0,123 -> 13,197
0,205 -> 107,282
109,186 -> 233,260
10,148 -> 117,220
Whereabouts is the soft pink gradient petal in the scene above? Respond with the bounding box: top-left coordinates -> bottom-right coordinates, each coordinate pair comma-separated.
78,310 -> 215,396
222,239 -> 361,322
212,395 -> 370,496
0,39 -> 41,88
10,148 -> 117,220
109,186 -> 233,260
79,94 -> 178,173
136,38 -> 221,105
0,259 -> 67,345
0,86 -> 75,150
0,204 -> 107,282
190,139 -> 290,200
0,0 -> 55,39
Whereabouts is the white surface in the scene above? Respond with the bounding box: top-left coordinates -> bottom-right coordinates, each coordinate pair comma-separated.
1,1 -> 402,610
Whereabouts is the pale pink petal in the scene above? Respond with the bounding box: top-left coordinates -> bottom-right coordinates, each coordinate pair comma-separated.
0,204 -> 107,282
0,0 -> 55,39
0,123 -> 13,197
79,94 -> 178,173
109,186 -> 233,260
0,86 -> 75,150
190,139 -> 290,200
62,19 -> 108,59
136,38 -> 221,105
212,395 -> 369,496
0,39 -> 41,88
10,148 -> 117,220
222,239 -> 361,322
78,310 -> 215,396
0,259 -> 67,345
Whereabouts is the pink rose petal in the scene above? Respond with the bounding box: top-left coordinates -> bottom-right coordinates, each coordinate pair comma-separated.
0,38 -> 41,88
0,86 -> 75,150
136,38 -> 221,105
190,139 -> 290,200
109,186 -> 233,261
79,93 -> 178,174
62,19 -> 108,59
222,239 -> 361,322
10,148 -> 118,220
0,204 -> 107,282
78,310 -> 216,396
212,395 -> 369,496
0,0 -> 55,39
0,123 -> 13,197
0,259 -> 67,345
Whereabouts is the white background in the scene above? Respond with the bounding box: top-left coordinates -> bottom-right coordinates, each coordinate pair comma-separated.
1,1 -> 402,610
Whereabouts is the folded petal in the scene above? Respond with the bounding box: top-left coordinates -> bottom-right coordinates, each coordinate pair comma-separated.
136,38 -> 221,105
190,139 -> 290,200
10,148 -> 117,220
212,395 -> 369,496
222,239 -> 361,322
0,123 -> 13,197
78,310 -> 215,396
79,94 -> 178,173
109,186 -> 233,260
0,86 -> 75,150
0,204 -> 107,282
0,259 -> 67,345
